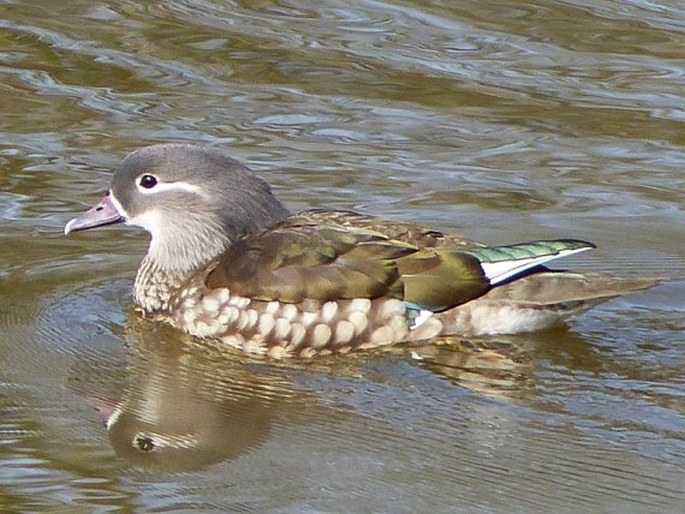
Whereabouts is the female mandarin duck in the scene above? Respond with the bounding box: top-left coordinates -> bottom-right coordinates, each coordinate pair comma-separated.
65,144 -> 658,358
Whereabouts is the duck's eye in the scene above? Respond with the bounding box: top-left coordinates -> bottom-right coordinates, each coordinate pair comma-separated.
139,174 -> 158,189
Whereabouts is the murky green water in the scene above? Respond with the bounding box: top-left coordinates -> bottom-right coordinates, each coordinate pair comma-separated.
1,0 -> 684,511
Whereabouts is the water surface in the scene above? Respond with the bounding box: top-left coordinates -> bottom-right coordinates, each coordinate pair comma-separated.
1,0 -> 684,512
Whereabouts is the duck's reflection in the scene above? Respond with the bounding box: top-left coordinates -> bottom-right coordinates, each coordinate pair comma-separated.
407,327 -> 606,396
69,317 -> 299,472
70,315 -> 575,472
102,343 -> 282,472
403,336 -> 535,397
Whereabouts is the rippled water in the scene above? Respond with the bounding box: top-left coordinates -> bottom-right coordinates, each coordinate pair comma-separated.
1,0 -> 684,511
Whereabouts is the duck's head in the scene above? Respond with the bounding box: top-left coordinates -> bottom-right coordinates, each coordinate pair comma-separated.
65,144 -> 290,272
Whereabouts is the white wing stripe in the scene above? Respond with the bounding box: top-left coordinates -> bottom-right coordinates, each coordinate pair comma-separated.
482,247 -> 592,286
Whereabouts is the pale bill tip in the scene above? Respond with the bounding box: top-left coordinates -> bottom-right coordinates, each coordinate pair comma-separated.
64,218 -> 76,236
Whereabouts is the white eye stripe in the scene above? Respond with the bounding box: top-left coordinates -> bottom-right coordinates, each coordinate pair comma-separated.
135,180 -> 208,197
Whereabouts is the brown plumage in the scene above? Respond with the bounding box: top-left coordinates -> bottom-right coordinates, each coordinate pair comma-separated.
64,144 -> 661,358
205,215 -> 489,307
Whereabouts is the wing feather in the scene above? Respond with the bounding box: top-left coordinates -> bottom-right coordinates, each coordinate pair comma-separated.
204,212 -> 490,309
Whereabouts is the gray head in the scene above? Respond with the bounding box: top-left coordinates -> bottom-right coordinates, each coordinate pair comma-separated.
65,144 -> 290,272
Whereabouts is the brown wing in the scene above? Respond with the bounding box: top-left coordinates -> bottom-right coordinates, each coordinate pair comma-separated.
287,209 -> 485,249
205,211 -> 490,309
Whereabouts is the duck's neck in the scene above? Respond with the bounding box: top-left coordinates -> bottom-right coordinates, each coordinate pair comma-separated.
133,256 -> 189,314
133,231 -> 230,315
131,199 -> 291,315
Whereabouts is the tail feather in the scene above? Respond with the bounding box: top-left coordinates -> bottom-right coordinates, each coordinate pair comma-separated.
482,271 -> 661,305
435,271 -> 662,337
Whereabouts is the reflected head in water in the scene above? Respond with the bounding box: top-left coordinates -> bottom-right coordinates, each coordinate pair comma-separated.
64,144 -> 661,358
68,322 -> 295,473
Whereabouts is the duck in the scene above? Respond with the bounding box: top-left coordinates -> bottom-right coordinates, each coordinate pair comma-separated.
64,144 -> 659,358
